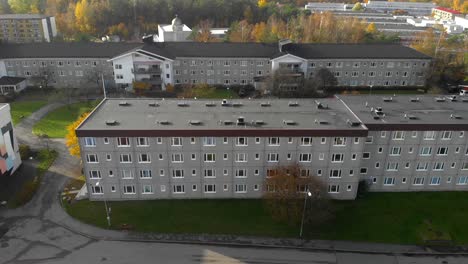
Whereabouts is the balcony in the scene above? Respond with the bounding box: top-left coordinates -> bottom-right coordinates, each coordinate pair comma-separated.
136,77 -> 162,85
133,65 -> 161,74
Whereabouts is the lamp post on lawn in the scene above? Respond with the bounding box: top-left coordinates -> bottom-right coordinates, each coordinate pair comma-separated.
299,191 -> 312,238
96,181 -> 111,227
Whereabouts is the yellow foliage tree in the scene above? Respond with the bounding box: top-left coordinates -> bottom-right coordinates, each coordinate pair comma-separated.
366,23 -> 377,34
66,112 -> 90,157
258,0 -> 268,8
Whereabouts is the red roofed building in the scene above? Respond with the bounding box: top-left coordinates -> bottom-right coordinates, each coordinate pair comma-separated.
432,7 -> 463,21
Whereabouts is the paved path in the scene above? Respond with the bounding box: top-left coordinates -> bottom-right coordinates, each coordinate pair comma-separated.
1,102 -> 468,263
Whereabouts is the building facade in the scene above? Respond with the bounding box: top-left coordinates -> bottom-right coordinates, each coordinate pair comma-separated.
365,1 -> 436,16
76,96 -> 468,201
0,14 -> 57,43
432,7 -> 463,21
0,103 -> 21,177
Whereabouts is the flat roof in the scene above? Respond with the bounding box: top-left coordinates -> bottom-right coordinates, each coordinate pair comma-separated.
76,98 -> 366,137
0,76 -> 25,86
0,14 -> 52,19
339,95 -> 468,130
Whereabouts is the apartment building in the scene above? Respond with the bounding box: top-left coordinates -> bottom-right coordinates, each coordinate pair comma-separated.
432,7 -> 463,21
76,95 -> 468,201
0,42 -> 141,89
365,1 -> 436,16
0,103 -> 21,177
0,14 -> 57,43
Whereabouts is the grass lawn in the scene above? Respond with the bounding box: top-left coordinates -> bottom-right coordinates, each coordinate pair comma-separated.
66,192 -> 468,244
32,101 -> 99,138
200,88 -> 240,99
64,199 -> 297,237
9,101 -> 47,125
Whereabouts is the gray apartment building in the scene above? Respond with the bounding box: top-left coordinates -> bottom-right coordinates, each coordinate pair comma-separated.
0,14 -> 57,43
76,95 -> 468,201
0,41 -> 430,91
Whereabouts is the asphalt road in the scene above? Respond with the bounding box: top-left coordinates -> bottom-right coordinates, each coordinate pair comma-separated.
1,102 -> 468,264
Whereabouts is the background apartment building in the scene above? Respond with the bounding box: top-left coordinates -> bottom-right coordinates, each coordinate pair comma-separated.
0,103 -> 21,177
0,14 -> 57,43
76,96 -> 468,201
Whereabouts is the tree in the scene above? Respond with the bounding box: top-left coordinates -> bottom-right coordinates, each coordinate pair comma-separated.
263,164 -> 332,226
314,68 -> 338,90
8,0 -> 36,13
190,20 -> 216,42
365,23 -> 377,34
66,112 -> 90,157
107,23 -> 130,40
258,0 -> 268,8
352,2 -> 363,11
33,66 -> 55,90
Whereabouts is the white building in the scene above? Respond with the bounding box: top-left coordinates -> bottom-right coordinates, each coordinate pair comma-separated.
365,1 -> 436,16
0,103 -> 22,177
152,16 -> 229,42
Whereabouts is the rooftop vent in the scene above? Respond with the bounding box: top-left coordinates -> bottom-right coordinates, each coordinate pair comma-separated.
373,107 -> 384,116
205,102 -> 216,107
435,97 -> 446,102
450,114 -> 462,119
177,101 -> 189,107
315,100 -> 328,109
260,102 -> 271,107
232,102 -> 243,107
283,120 -> 296,126
105,120 -> 118,126
382,97 -> 393,102
237,116 -> 245,126
252,120 -> 265,125
288,101 -> 299,107
404,114 -> 418,120
157,120 -> 171,125
189,120 -> 202,125
119,101 -> 129,106
221,99 -> 230,106
347,119 -> 361,127
373,116 -> 380,120
222,120 -> 233,125
315,119 -> 329,125
148,102 -> 159,107
462,98 -> 468,102
446,95 -> 457,101
409,97 -> 420,102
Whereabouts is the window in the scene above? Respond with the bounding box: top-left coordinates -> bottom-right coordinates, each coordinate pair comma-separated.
362,152 -> 370,159
204,169 -> 216,178
103,137 -> 109,144
117,137 -> 130,147
160,169 -> 165,176
223,137 -> 228,144
236,137 -> 247,146
192,184 -> 197,191
268,137 -> 280,146
84,137 -> 96,147
299,153 -> 312,162
419,146 -> 432,156
381,131 -> 387,138
89,170 -> 101,179
142,185 -> 153,194
111,186 -> 116,192
138,153 -> 151,163
171,153 -> 184,163
136,137 -> 149,146
392,131 -> 405,140
386,162 -> 399,171
191,153 -> 196,160
390,147 -> 401,156
140,170 -> 152,179
254,185 -> 259,191
333,137 -> 346,146
329,169 -> 342,178
321,138 -> 326,144
157,137 -> 162,144
360,168 -> 368,174
171,137 -> 182,146
223,153 -> 228,160
433,162 -> 445,171
372,177 -> 377,184
255,137 -> 261,144
173,185 -> 185,193
86,154 -> 98,163
123,185 -> 136,194
172,169 -> 184,178
430,177 -> 441,185
441,131 -> 452,140
203,137 -> 216,146
115,64 -> 122,69
204,153 -> 216,162
412,131 -> 418,138
328,185 -> 340,193
234,169 -> 247,177
351,153 -> 357,160
354,137 -> 359,144
119,154 -> 132,163
158,154 -> 164,160
413,177 -> 425,185
365,136 -> 373,144
375,162 -> 380,168
402,178 -> 407,183
300,169 -> 310,177
267,153 -> 279,162
255,153 -> 260,160
190,137 -> 196,144
416,162 -> 428,171
423,131 -> 436,140
378,147 -> 383,153
204,184 -> 216,193
266,169 -> 277,177
384,177 -> 395,185
287,153 -> 292,160
331,153 -> 344,162
436,147 -> 449,156
288,137 -> 293,144
319,153 -> 324,160
300,137 -> 312,146
235,153 -> 247,162
91,185 -> 103,194
457,176 -> 468,185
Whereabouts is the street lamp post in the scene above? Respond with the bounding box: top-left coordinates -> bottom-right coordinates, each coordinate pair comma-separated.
96,181 -> 111,227
299,191 -> 312,238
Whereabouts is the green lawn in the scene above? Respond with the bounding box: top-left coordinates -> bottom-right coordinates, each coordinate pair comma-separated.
65,199 -> 297,237
66,192 -> 468,244
200,88 -> 240,99
9,101 -> 47,125
32,101 -> 98,138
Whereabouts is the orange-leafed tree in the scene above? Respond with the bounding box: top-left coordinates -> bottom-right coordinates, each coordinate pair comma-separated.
66,112 -> 90,157
263,164 -> 332,225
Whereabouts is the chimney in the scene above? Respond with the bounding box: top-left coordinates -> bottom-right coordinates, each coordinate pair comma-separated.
278,39 -> 292,52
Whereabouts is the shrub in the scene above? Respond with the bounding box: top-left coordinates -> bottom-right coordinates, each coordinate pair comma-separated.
357,180 -> 370,198
19,144 -> 31,160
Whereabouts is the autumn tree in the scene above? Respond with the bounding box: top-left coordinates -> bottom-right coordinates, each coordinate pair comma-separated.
352,2 -> 364,11
190,20 -> 216,42
365,23 -> 377,34
263,164 -> 332,225
66,112 -> 90,157
75,0 -> 95,35
258,0 -> 268,8
107,23 -> 130,39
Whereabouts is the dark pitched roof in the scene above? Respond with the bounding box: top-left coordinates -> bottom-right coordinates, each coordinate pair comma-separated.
0,42 -> 143,59
140,42 -> 279,59
282,43 -> 431,59
0,76 -> 26,85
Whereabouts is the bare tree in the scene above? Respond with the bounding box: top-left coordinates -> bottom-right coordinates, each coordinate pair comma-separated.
263,163 -> 333,226
33,66 -> 56,91
313,68 -> 338,92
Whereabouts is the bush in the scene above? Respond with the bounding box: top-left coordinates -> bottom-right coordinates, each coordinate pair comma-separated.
19,144 -> 31,160
357,180 -> 370,199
